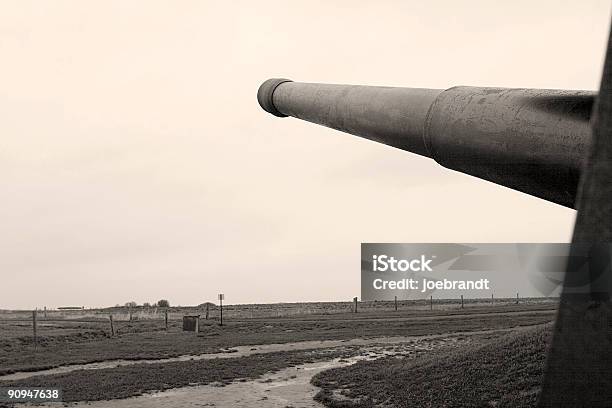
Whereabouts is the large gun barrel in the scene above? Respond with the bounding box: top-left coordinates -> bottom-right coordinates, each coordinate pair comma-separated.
258,79 -> 595,208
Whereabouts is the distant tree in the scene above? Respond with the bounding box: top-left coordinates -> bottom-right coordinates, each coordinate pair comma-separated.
157,299 -> 170,308
143,302 -> 151,308
125,301 -> 138,308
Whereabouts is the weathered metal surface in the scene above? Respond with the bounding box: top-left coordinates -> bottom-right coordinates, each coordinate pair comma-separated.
268,81 -> 442,157
257,78 -> 292,117
258,80 -> 595,208
426,87 -> 592,207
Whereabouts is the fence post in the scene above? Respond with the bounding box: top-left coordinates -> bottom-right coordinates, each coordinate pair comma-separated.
461,295 -> 464,309
32,310 -> 37,350
430,295 -> 433,310
195,316 -> 199,334
492,293 -> 494,305
109,314 -> 115,337
394,296 -> 398,311
164,309 -> 168,331
206,303 -> 209,320
219,294 -> 224,326
353,297 -> 358,313
516,292 -> 519,304
129,306 -> 133,322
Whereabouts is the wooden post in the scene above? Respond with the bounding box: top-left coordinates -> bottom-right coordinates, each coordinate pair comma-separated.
206,303 -> 209,320
109,314 -> 115,337
164,309 -> 168,331
43,306 -> 47,319
492,293 -> 494,304
219,294 -> 224,326
394,296 -> 398,311
353,297 -> 358,313
430,295 -> 433,310
516,292 -> 519,304
129,306 -> 133,322
195,316 -> 199,334
461,295 -> 464,309
32,310 -> 37,350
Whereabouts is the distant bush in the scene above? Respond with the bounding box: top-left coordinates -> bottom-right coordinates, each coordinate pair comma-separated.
125,301 -> 138,308
157,299 -> 170,308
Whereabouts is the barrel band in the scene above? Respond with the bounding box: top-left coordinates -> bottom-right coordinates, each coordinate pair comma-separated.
257,78 -> 292,117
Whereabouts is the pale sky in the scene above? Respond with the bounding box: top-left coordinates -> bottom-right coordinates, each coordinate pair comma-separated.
1,1 -> 610,309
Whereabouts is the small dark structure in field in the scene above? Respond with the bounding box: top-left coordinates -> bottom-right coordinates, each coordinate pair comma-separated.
182,315 -> 200,332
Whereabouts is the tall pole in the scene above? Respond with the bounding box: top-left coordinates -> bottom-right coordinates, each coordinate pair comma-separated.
220,298 -> 223,326
461,295 -> 464,309
394,296 -> 398,311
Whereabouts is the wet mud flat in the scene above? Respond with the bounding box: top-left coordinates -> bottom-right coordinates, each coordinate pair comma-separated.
17,329 -> 523,407
0,336 -> 437,382
0,325 -> 533,382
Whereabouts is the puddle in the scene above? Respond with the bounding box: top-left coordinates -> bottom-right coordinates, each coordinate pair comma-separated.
0,325 -> 541,382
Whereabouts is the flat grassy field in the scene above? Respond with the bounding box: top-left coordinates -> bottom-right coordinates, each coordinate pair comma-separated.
0,300 -> 558,406
0,302 -> 555,375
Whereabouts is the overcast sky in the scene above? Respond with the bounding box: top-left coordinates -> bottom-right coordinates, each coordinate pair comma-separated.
1,1 -> 610,309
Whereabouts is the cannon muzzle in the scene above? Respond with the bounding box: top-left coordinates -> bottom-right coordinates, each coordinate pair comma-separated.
258,78 -> 595,208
